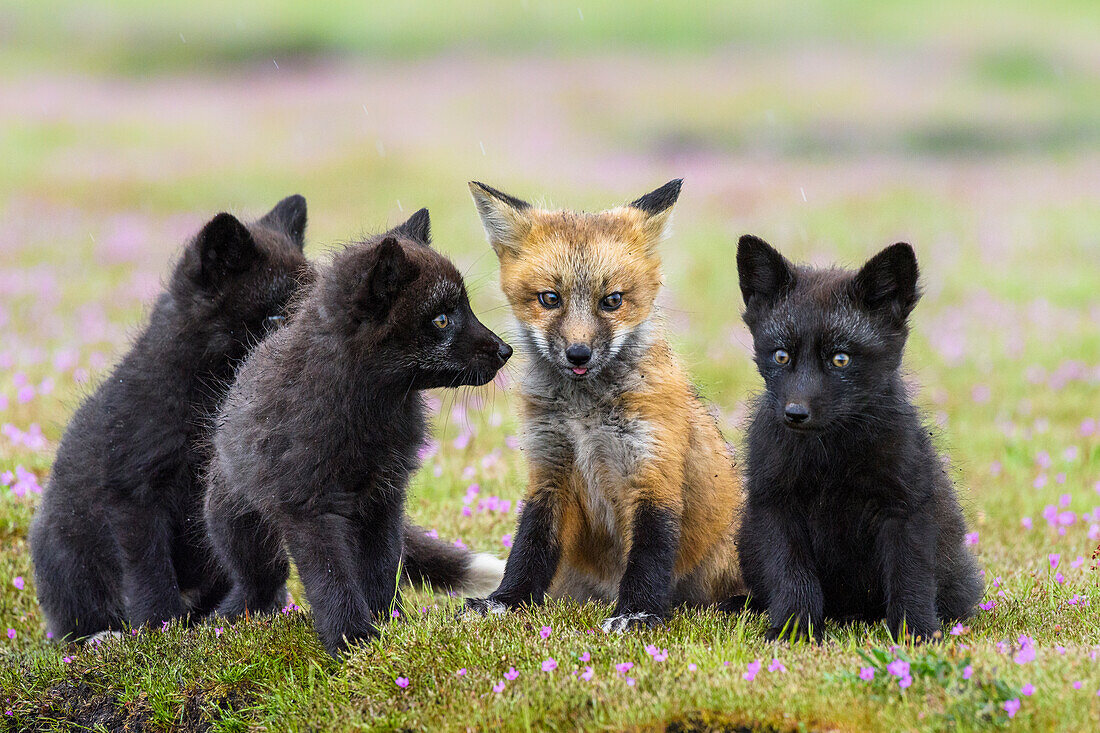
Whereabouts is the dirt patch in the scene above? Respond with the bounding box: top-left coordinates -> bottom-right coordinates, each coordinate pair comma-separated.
653,711 -> 819,733
19,679 -> 250,733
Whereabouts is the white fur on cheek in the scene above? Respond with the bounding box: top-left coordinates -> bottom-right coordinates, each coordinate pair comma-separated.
525,325 -> 555,362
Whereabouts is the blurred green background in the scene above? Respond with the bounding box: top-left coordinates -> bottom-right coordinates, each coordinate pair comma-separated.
2,2 -> 1099,729
3,0 -> 1098,427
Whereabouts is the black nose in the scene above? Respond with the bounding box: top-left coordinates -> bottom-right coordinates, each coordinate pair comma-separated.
497,342 -> 513,363
784,403 -> 811,425
565,343 -> 592,365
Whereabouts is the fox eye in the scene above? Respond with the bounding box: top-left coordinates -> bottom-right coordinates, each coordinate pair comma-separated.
600,292 -> 623,311
832,352 -> 850,368
432,314 -> 449,329
773,349 -> 790,365
537,291 -> 560,309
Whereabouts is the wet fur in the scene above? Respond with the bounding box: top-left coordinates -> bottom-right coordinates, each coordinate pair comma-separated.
203,212 -> 511,656
29,196 -> 312,641
465,181 -> 747,632
735,235 -> 982,642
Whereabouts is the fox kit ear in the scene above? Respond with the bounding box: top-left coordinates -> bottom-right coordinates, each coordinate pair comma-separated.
852,242 -> 920,322
193,213 -> 260,286
629,178 -> 682,244
736,235 -> 796,309
359,237 -> 420,320
388,207 -> 431,246
259,194 -> 308,250
469,182 -> 531,258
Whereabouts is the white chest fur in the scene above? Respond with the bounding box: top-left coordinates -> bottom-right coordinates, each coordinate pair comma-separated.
524,390 -> 652,537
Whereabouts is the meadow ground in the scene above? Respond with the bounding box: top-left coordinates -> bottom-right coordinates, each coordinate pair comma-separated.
1,2 -> 1099,731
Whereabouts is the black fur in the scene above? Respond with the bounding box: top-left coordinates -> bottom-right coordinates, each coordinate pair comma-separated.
389,207 -> 432,246
29,196 -> 312,641
469,182 -> 531,211
614,503 -> 680,623
401,521 -> 480,590
629,179 -> 683,215
469,493 -> 560,610
735,235 -> 982,642
203,211 -> 511,657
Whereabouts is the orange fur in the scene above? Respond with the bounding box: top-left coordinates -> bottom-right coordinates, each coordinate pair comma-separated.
472,182 -> 746,610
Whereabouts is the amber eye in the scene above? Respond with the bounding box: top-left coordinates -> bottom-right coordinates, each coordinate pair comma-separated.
432,314 -> 449,329
773,349 -> 790,365
832,352 -> 850,368
537,291 -> 560,308
601,292 -> 623,310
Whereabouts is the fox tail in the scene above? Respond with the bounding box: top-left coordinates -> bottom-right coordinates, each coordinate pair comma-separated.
402,521 -> 505,597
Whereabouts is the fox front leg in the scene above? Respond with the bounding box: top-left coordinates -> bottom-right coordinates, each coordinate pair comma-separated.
111,497 -> 186,628
878,513 -> 940,643
741,503 -> 824,642
602,501 -> 680,634
462,485 -> 561,618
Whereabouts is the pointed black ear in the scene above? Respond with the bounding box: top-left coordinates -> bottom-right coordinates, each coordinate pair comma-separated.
851,242 -> 920,322
629,179 -> 683,216
259,194 -> 307,249
469,181 -> 532,258
736,235 -> 796,309
470,182 -> 531,213
389,208 -> 431,246
194,213 -> 259,285
360,237 -> 420,319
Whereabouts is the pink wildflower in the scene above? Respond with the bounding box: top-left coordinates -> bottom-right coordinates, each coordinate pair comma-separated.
886,659 -> 910,678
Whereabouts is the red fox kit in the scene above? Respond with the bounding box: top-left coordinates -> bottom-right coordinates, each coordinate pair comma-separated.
464,180 -> 747,631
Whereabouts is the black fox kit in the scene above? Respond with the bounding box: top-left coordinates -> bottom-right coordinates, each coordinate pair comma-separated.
31,201 -> 500,642
464,181 -> 747,633
204,210 -> 512,656
30,196 -> 312,640
735,235 -> 982,642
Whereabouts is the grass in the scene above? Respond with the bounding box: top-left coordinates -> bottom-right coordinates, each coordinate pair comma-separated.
2,1 -> 1100,730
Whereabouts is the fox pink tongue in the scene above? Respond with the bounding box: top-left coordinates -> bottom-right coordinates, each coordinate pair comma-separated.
572,367 -> 588,375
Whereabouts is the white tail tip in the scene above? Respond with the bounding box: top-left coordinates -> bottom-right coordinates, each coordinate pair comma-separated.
462,553 -> 505,597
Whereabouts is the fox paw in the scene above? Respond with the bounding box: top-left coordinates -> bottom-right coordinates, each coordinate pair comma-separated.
457,597 -> 509,621
85,630 -> 124,646
601,612 -> 663,634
